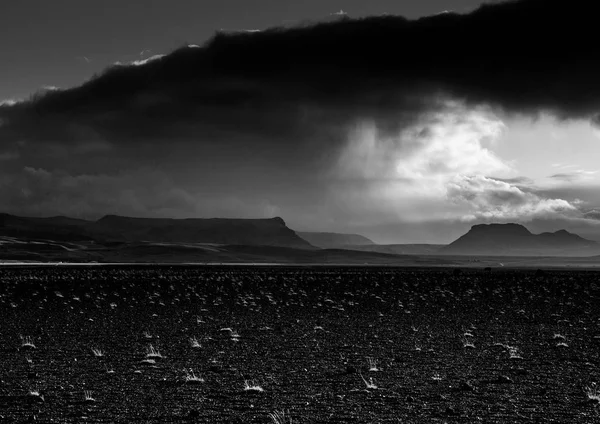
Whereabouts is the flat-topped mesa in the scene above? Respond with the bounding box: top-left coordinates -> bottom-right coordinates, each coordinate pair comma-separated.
96,214 -> 287,226
468,223 -> 532,236
89,215 -> 312,248
441,222 -> 600,257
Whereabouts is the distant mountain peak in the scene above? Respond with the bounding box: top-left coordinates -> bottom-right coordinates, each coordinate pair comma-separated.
442,222 -> 599,257
554,229 -> 571,235
469,223 -> 532,235
97,214 -> 287,224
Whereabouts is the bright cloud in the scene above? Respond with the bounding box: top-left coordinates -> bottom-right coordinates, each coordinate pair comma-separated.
335,101 -> 584,223
130,54 -> 166,66
393,103 -> 511,192
447,175 -> 579,221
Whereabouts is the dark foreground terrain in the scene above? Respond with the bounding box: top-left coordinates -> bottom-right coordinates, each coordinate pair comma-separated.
0,266 -> 599,423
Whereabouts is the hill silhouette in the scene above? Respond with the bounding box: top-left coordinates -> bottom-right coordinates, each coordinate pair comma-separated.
441,223 -> 600,257
88,215 -> 313,248
0,213 -> 92,241
3,214 -> 600,263
0,213 -> 313,248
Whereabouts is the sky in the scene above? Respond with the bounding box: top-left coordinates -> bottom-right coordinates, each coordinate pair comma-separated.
2,0 -> 600,244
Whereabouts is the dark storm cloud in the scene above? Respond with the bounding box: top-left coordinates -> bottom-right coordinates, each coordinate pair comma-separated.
2,0 -> 600,152
0,166 -> 283,220
2,0 -> 600,226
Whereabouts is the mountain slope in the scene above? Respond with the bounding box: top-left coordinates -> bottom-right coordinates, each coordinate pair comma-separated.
87,215 -> 314,248
441,223 -> 600,257
297,232 -> 374,249
0,213 -> 314,249
0,213 -> 93,241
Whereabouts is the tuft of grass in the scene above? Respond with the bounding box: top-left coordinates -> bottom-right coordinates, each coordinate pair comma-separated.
146,344 -> 163,359
359,371 -> 378,389
507,346 -> 522,359
220,327 -> 241,341
461,336 -> 475,349
367,356 -> 380,372
28,390 -> 42,399
244,380 -> 264,392
189,337 -> 201,348
184,369 -> 204,384
20,335 -> 36,349
269,409 -> 293,424
586,383 -> 600,403
91,347 -> 104,357
84,390 -> 95,402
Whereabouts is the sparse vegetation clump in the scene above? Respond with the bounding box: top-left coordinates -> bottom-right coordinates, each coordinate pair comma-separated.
586,383 -> 600,403
243,379 -> 264,392
269,409 -> 293,424
184,368 -> 204,384
20,335 -> 36,349
366,356 -> 380,372
461,336 -> 475,349
359,371 -> 378,389
145,344 -> 163,359
84,390 -> 95,402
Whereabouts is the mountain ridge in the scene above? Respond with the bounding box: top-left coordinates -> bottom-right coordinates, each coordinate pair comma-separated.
0,213 -> 313,249
2,214 -> 600,261
441,223 -> 600,257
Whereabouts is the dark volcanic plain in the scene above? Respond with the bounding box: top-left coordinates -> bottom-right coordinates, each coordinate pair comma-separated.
1,266 -> 599,423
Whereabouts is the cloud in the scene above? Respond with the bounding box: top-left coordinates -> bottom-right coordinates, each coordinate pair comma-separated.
0,167 -> 195,218
339,101 -> 510,180
1,0 -> 600,233
332,102 -> 515,222
0,99 -> 21,107
581,209 -> 600,221
127,54 -> 166,67
0,151 -> 19,161
549,170 -> 598,183
2,0 -> 600,150
447,175 -> 579,221
490,176 -> 535,186
333,99 -> 597,226
0,166 -> 281,220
